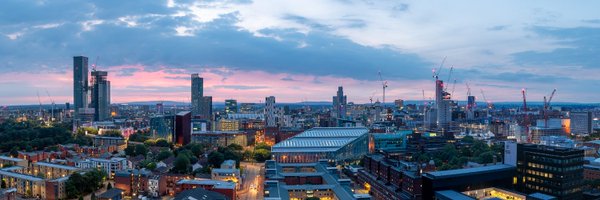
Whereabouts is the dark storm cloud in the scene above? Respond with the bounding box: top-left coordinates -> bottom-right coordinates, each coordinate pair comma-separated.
512,26 -> 600,69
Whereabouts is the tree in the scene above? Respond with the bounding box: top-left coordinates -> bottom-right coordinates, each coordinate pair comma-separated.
253,149 -> 271,162
208,151 -> 225,168
255,142 -> 271,150
189,143 -> 205,157
173,154 -> 191,173
156,150 -> 173,161
477,151 -> 496,164
227,143 -> 244,151
106,183 -> 112,190
243,150 -> 253,161
91,192 -> 97,200
1,180 -> 6,189
155,139 -> 170,147
102,130 -> 122,137
124,145 -> 136,156
79,196 -> 84,200
306,197 -> 320,200
135,144 -> 148,157
146,162 -> 157,170
461,136 -> 475,143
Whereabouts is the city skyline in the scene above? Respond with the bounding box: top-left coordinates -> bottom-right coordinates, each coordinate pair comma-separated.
2,1 -> 600,105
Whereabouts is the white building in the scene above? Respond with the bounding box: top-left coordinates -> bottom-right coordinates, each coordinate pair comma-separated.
76,157 -> 128,179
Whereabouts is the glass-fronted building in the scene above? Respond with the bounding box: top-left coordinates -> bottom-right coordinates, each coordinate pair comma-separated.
271,127 -> 369,163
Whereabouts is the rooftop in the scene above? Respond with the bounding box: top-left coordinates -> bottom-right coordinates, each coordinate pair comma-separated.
34,162 -> 79,171
176,179 -> 236,190
272,127 -> 368,152
435,190 -> 475,200
98,188 -> 123,199
424,164 -> 515,179
0,156 -> 24,162
0,170 -> 44,182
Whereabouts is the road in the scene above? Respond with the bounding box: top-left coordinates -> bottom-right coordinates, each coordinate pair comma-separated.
238,162 -> 264,200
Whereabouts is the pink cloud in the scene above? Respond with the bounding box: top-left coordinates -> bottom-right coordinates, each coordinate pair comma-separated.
0,65 -> 575,105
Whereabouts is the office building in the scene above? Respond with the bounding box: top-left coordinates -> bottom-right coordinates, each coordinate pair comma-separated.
435,79 -> 452,129
191,74 -> 203,116
150,115 -> 175,141
264,160 -> 371,200
358,153 -> 420,200
570,111 -> 593,135
217,119 -> 239,131
332,86 -> 347,119
176,179 -> 236,200
174,187 -> 228,200
191,131 -> 247,148
200,96 -> 213,120
466,95 -> 476,120
265,96 -> 277,127
516,143 -> 584,199
422,164 -> 517,200
271,127 -> 369,163
225,99 -> 238,114
91,70 -> 111,121
73,56 -> 89,118
394,99 -> 404,110
175,111 -> 192,145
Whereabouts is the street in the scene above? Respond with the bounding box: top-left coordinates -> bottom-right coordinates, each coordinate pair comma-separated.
238,162 -> 264,200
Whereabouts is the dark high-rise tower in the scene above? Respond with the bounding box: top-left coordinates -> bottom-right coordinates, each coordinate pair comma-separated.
91,70 -> 111,121
225,99 -> 238,114
73,56 -> 89,118
332,86 -> 347,119
191,74 -> 203,116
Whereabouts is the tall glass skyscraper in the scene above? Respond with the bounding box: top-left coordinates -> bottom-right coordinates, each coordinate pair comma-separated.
73,56 -> 89,118
191,73 -> 203,116
91,70 -> 111,121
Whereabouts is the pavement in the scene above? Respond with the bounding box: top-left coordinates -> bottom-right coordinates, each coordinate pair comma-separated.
237,161 -> 264,200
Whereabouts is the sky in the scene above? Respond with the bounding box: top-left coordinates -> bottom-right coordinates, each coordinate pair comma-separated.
1,0 -> 600,105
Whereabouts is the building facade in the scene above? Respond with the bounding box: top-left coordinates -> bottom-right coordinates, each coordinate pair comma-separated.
191,74 -> 203,116
225,99 -> 238,114
73,56 -> 89,118
271,127 -> 369,163
90,70 -> 111,121
516,144 -> 584,199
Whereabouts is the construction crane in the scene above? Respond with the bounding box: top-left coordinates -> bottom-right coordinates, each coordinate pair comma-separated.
433,56 -> 447,79
480,89 -> 493,109
446,66 -> 454,91
378,71 -> 388,109
543,89 -> 557,128
522,88 -> 531,142
369,90 -> 377,105
45,90 -> 55,122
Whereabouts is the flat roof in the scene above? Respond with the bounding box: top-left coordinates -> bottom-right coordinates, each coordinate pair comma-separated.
176,179 -> 236,189
528,192 -> 556,200
34,162 -> 79,171
424,164 -> 515,179
435,190 -> 475,200
0,156 -> 24,162
0,166 -> 24,171
0,170 -> 44,182
272,127 -> 368,152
